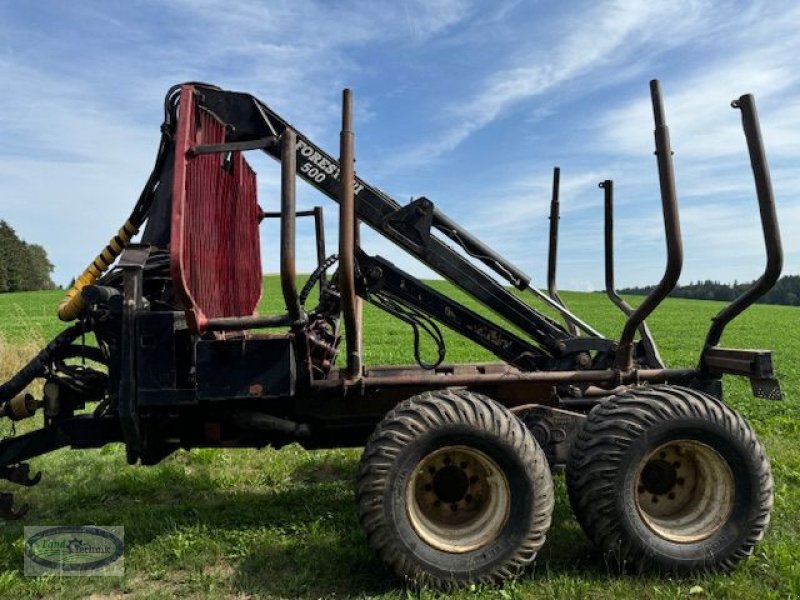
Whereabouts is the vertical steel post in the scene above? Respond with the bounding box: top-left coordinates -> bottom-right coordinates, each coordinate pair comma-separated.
280,128 -> 303,326
601,180 -> 664,368
615,80 -> 683,370
354,207 -> 364,357
313,206 -> 327,293
339,89 -> 362,378
602,180 -> 616,303
546,167 -> 578,335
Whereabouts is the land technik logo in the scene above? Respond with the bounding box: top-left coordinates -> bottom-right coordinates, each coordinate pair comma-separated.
24,526 -> 124,576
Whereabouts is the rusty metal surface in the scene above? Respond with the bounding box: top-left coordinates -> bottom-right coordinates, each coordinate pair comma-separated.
703,94 -> 783,349
339,89 -> 361,378
313,364 -> 695,391
600,179 -> 665,368
260,209 -> 318,219
616,80 -> 683,370
204,314 -> 292,331
280,128 -> 303,326
546,167 -> 579,335
702,347 -> 774,378
260,206 -> 328,293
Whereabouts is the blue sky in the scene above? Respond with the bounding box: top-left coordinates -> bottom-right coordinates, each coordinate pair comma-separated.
1,0 -> 798,291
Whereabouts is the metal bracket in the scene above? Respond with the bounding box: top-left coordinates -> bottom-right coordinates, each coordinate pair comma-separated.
187,136 -> 277,156
702,346 -> 782,400
514,405 -> 586,469
383,197 -> 434,253
558,337 -> 617,355
702,347 -> 775,378
118,244 -> 152,461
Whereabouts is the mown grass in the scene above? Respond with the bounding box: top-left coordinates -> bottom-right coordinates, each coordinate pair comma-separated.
0,277 -> 798,599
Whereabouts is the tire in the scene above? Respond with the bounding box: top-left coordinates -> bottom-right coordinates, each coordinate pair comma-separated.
356,389 -> 554,589
566,384 -> 772,573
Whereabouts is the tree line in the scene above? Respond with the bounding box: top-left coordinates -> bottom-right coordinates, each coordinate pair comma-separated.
0,220 -> 55,292
618,276 -> 800,307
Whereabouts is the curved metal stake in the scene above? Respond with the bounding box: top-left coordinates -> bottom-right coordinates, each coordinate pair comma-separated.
702,94 -> 783,350
600,180 -> 664,368
547,167 -> 579,335
615,80 -> 683,370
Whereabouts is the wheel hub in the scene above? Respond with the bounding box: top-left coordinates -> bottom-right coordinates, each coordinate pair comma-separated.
634,440 -> 735,543
432,465 -> 470,503
640,459 -> 677,495
406,445 -> 511,553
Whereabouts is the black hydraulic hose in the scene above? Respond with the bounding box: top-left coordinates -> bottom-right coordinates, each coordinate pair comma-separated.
0,324 -> 84,404
299,254 -> 339,306
57,122 -> 172,321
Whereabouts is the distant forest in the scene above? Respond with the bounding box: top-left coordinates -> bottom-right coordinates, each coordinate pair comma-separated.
619,276 -> 800,307
0,220 -> 55,292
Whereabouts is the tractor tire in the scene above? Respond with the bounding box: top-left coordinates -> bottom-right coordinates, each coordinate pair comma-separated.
566,384 -> 772,573
356,389 -> 554,589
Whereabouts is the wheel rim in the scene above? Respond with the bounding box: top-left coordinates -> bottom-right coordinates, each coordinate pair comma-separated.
634,439 -> 735,543
406,445 -> 511,553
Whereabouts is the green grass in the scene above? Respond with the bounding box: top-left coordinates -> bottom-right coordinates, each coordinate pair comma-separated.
0,277 -> 798,599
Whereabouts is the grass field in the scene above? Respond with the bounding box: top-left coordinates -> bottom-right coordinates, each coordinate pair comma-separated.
0,278 -> 798,599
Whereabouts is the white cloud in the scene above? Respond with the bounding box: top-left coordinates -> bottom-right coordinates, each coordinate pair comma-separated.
0,0 -> 475,284
388,0 -> 715,168
1,0 -> 798,295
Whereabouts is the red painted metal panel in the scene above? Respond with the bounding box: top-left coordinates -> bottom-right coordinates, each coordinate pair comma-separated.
170,85 -> 262,332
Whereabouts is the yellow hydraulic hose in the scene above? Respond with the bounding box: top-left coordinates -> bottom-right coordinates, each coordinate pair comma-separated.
57,220 -> 139,321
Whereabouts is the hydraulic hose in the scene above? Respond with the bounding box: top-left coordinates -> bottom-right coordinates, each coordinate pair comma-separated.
56,98 -> 177,321
57,221 -> 139,321
0,324 -> 83,404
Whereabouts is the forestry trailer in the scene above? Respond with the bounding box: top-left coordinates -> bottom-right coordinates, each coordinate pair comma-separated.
0,80 -> 784,588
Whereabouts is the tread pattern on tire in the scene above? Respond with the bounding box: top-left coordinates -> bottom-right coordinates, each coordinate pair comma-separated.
566,384 -> 773,573
356,388 -> 554,589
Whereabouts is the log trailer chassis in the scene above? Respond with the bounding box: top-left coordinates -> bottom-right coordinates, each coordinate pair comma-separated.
0,80 -> 784,587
